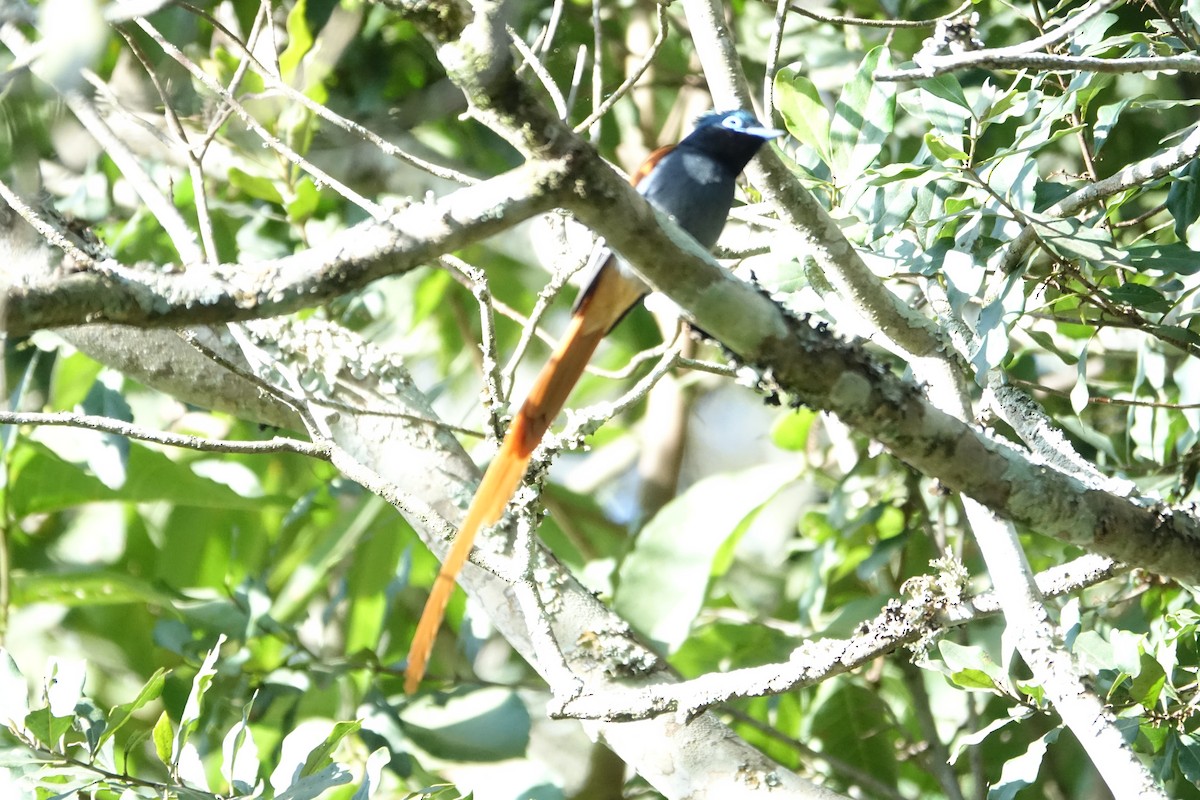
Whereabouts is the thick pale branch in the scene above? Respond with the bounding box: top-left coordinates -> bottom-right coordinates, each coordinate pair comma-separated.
562,159 -> 1200,583
1,159 -> 569,336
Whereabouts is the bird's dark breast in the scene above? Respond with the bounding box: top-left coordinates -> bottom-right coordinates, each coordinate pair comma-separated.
639,150 -> 737,250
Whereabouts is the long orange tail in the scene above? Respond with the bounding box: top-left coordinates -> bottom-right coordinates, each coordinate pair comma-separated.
404,261 -> 644,693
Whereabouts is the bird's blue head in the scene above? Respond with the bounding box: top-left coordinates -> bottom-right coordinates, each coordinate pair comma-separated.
679,109 -> 785,171
692,109 -> 785,141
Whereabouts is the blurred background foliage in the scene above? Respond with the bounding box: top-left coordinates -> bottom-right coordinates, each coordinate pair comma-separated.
4,0 -> 1200,797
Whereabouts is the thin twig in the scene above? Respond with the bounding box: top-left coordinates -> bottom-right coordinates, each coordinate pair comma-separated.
115,27 -> 220,266
440,255 -> 507,438
566,45 -> 588,120
131,17 -> 387,218
509,26 -> 569,121
574,2 -> 669,134
554,342 -> 684,448
762,0 -> 789,123
0,24 -> 203,264
0,177 -> 96,266
537,0 -> 566,60
783,0 -> 973,28
0,410 -> 331,458
172,0 -> 477,184
501,248 -> 595,391
590,0 -> 602,142
880,51 -> 1200,81
1008,377 -> 1200,410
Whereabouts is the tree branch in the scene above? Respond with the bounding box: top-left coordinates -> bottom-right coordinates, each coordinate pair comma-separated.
1,158 -> 569,335
559,554 -> 1122,721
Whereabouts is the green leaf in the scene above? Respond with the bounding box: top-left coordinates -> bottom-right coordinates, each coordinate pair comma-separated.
989,728 -> 1060,800
79,379 -> 131,489
99,668 -> 167,750
771,408 -> 817,451
939,641 -> 1007,688
1106,283 -> 1171,314
273,494 -> 388,623
345,506 -> 406,653
350,747 -> 390,800
24,706 -> 74,748
977,123 -> 1086,170
176,635 -> 225,761
50,351 -> 103,412
830,47 -> 897,180
12,569 -> 180,608
300,720 -> 362,778
614,463 -> 799,651
0,649 -> 28,728
1094,98 -> 1132,154
925,132 -> 968,162
412,269 -> 455,325
1153,325 -> 1200,348
1129,652 -> 1167,708
277,763 -> 353,800
810,684 -> 898,785
979,86 -> 1037,127
1139,720 -> 1171,753
228,167 -> 285,205
287,177 -> 322,223
1070,341 -> 1090,415
279,0 -> 315,86
866,163 -> 932,185
223,711 -> 261,793
916,74 -> 972,112
1127,243 -> 1200,275
45,658 -> 86,717
773,65 -> 830,163
8,439 -> 279,518
1032,218 -> 1126,266
403,686 -> 529,762
1025,329 -> 1079,365
73,699 -> 107,756
153,710 -> 174,767
914,74 -> 973,146
1015,680 -> 1046,706
1178,734 -> 1200,783
950,668 -> 1003,692
951,710 -> 1031,765
1167,160 -> 1200,240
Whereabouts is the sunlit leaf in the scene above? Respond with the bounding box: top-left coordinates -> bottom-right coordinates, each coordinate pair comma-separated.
831,47 -> 897,180
8,440 -> 280,518
774,65 -> 830,163
99,669 -> 167,750
300,720 -> 362,778
403,687 -> 529,762
152,711 -> 174,768
615,463 -> 799,651
989,728 -> 1060,800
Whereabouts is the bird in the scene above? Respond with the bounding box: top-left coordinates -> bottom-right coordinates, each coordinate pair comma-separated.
404,109 -> 784,693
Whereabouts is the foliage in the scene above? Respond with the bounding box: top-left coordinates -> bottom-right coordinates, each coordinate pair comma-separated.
5,0 -> 1200,798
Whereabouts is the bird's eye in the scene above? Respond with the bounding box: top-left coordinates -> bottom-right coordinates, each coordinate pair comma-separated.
722,115 -> 744,129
